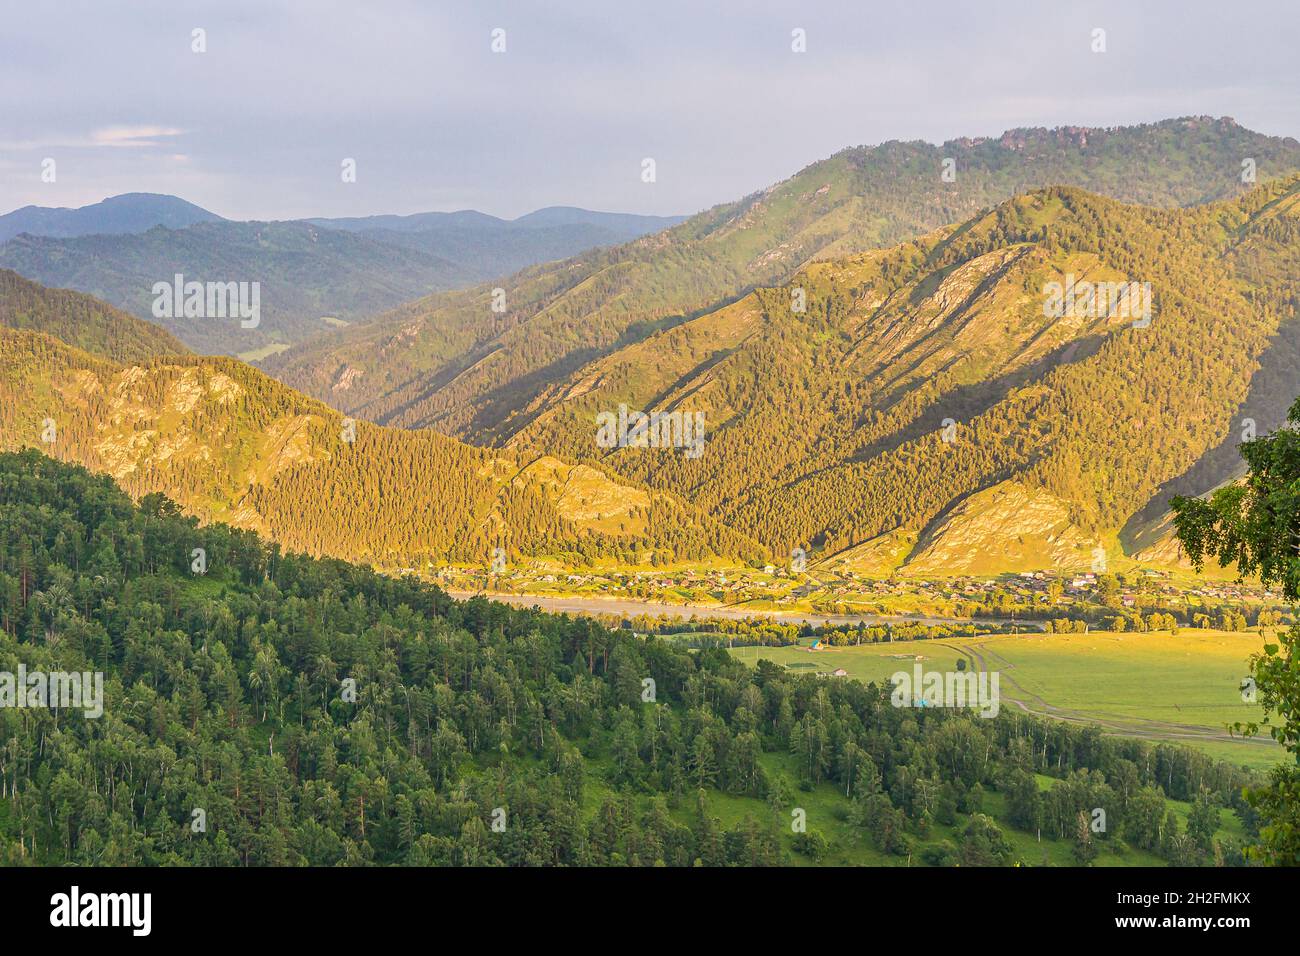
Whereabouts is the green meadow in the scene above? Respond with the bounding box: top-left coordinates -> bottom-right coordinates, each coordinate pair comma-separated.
729,629 -> 1282,770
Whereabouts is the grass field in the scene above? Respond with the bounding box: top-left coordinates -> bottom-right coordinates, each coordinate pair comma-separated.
728,629 -> 1283,770
236,342 -> 291,362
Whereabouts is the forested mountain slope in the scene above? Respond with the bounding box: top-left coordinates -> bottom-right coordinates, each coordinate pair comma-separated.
0,221 -> 466,357
0,268 -> 188,364
8,170 -> 1299,576
265,117 -> 1300,445
0,325 -> 755,569
0,451 -> 1256,866
502,177 -> 1300,572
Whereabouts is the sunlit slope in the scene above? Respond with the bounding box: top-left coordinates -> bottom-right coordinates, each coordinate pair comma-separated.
0,267 -> 188,363
507,177 -> 1300,573
0,326 -> 759,568
268,118 -> 1300,446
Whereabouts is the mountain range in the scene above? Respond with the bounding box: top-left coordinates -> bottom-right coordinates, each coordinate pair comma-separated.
0,195 -> 682,358
265,117 -> 1300,443
498,177 -> 1300,576
3,117 -> 1299,577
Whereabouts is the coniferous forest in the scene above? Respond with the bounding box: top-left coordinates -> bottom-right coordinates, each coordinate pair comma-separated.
0,451 -> 1261,866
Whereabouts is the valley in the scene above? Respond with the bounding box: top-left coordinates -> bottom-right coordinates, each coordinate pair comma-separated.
4,113 -> 1300,873
442,588 -> 1016,629
430,558 -> 1278,625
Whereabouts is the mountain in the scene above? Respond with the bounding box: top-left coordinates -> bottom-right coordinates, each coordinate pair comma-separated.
0,200 -> 682,358
264,117 -> 1300,444
8,121 -> 1300,578
498,175 -> 1300,574
0,221 -> 467,358
309,209 -> 507,232
309,206 -> 685,283
0,282 -> 757,568
0,192 -> 222,243
511,206 -> 685,232
0,267 -> 188,363
311,205 -> 679,235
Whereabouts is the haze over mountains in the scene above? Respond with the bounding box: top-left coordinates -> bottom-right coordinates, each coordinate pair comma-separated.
0,194 -> 682,358
0,222 -> 465,357
3,117 -> 1300,579
310,207 -> 683,290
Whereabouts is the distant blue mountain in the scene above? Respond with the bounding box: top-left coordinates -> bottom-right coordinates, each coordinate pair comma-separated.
510,206 -> 684,233
306,209 -> 508,233
305,206 -> 685,283
0,193 -> 223,243
0,194 -> 686,356
310,206 -> 683,235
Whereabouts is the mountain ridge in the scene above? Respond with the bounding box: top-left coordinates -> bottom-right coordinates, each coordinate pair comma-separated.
264,117 -> 1300,446
0,267 -> 189,363
0,198 -> 685,357
496,175 -> 1300,573
0,220 -> 465,357
0,296 -> 759,569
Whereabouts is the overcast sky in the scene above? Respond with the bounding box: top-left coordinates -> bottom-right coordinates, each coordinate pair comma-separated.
2,0 -> 1298,221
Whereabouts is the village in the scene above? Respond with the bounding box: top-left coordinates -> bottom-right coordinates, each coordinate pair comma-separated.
416,559 -> 1283,628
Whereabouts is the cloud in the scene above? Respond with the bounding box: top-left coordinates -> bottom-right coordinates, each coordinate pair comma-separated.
0,125 -> 186,152
89,125 -> 185,148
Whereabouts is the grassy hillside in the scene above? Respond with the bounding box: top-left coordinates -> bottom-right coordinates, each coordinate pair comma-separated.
266,117 -> 1300,444
729,630 -> 1281,770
